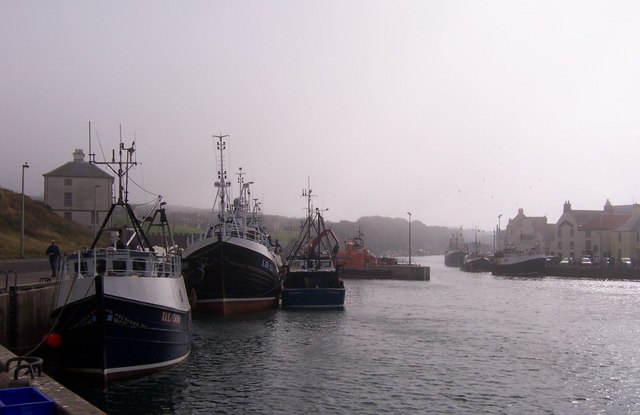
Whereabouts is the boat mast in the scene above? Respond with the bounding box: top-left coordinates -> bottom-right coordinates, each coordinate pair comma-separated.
213,134 -> 230,232
89,125 -> 151,250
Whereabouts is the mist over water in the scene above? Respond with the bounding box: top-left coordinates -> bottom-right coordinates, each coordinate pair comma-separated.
66,256 -> 640,414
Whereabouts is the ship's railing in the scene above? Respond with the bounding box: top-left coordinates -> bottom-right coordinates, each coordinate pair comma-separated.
288,259 -> 335,271
62,248 -> 181,279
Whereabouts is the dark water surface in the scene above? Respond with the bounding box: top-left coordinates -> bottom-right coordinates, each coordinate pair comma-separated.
64,256 -> 640,414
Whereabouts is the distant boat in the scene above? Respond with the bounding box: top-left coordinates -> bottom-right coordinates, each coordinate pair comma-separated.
460,227 -> 491,272
461,253 -> 492,273
49,139 -> 192,381
444,228 -> 467,267
335,228 -> 393,278
281,185 -> 345,309
182,134 -> 282,316
491,246 -> 546,277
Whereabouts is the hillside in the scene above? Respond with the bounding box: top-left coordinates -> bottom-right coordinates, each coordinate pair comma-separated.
165,207 -> 490,257
0,185 -> 490,259
0,188 -> 94,258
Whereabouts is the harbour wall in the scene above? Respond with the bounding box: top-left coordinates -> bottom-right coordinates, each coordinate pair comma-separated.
342,265 -> 430,281
388,265 -> 430,281
545,266 -> 640,280
0,283 -> 56,354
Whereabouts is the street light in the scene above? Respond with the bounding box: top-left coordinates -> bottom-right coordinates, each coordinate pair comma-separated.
93,185 -> 100,236
20,162 -> 29,258
407,211 -> 412,265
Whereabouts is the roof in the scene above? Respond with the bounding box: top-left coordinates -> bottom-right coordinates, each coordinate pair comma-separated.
582,213 -> 632,231
615,216 -> 640,232
569,210 -> 601,227
43,161 -> 113,179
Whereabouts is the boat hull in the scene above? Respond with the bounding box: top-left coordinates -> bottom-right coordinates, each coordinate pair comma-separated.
492,255 -> 546,276
461,256 -> 492,273
183,235 -> 280,316
51,276 -> 192,381
281,267 -> 345,309
445,250 -> 466,267
281,287 -> 346,309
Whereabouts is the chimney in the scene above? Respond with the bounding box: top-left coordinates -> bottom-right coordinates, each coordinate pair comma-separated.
73,149 -> 85,162
563,201 -> 572,213
603,199 -> 614,214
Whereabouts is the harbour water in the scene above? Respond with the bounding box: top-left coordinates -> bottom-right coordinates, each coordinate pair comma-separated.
64,255 -> 640,414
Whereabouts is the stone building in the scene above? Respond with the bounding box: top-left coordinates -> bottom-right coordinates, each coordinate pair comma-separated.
505,200 -> 640,262
610,204 -> 640,261
504,208 -> 553,254
43,149 -> 113,231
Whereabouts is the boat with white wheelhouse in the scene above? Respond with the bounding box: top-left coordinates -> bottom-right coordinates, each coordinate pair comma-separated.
48,137 -> 191,381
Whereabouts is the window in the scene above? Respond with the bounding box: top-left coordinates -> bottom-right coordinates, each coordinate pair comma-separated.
570,229 -> 574,238
63,212 -> 72,221
557,229 -> 562,238
557,241 -> 562,251
64,178 -> 72,186
132,259 -> 147,273
113,260 -> 127,273
64,192 -> 72,207
585,231 -> 591,239
619,233 -> 622,242
586,241 -> 591,251
570,241 -> 574,250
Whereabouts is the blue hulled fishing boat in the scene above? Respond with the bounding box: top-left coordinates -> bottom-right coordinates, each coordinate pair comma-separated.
281,185 -> 345,309
49,138 -> 192,381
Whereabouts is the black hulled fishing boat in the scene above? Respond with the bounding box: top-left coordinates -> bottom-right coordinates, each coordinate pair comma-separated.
182,134 -> 282,315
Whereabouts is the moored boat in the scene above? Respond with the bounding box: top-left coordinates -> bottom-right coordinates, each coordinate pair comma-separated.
182,134 -> 281,315
281,185 -> 345,309
460,227 -> 491,272
335,229 -> 392,278
491,246 -> 546,276
48,140 -> 192,381
445,228 -> 467,267
461,253 -> 492,272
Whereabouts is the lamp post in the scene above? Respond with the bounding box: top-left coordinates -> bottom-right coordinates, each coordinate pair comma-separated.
93,185 -> 100,237
20,162 -> 29,258
407,211 -> 412,265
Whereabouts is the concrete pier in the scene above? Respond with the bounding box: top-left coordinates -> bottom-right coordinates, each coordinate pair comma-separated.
0,258 -> 104,414
0,344 -> 104,414
342,264 -> 430,280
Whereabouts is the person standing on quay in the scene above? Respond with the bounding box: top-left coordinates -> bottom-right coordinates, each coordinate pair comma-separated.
46,240 -> 60,278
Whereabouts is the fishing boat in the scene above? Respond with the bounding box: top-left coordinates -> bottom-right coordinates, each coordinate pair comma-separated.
182,134 -> 281,315
460,227 -> 491,272
491,246 -> 546,277
48,139 -> 192,381
461,253 -> 492,272
281,185 -> 345,309
444,228 -> 467,267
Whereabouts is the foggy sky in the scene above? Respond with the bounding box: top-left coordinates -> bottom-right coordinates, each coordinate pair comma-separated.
2,1 -> 640,230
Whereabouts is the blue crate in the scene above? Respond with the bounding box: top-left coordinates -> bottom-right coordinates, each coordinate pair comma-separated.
0,387 -> 54,415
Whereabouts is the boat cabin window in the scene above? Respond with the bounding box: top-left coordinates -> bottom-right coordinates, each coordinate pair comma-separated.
132,259 -> 147,273
320,260 -> 333,268
113,260 -> 128,274
289,260 -> 306,270
73,261 -> 88,276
